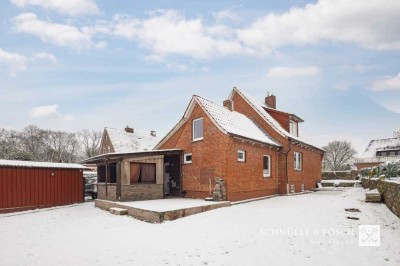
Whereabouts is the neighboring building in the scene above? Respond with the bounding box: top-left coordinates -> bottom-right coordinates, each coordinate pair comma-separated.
156,87 -> 324,201
0,160 -> 87,213
99,127 -> 159,155
86,88 -> 324,202
354,137 -> 400,170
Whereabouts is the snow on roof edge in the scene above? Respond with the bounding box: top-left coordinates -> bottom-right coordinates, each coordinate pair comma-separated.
0,159 -> 88,170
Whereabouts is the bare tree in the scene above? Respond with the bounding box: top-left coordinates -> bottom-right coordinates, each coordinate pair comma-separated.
323,141 -> 357,171
79,129 -> 102,159
394,128 -> 400,138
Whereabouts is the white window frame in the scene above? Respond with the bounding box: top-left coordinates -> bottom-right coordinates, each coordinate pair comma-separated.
263,155 -> 271,178
237,150 -> 246,162
301,184 -> 305,192
294,152 -> 302,171
192,118 -> 204,141
291,184 -> 295,193
184,153 -> 192,164
289,120 -> 298,136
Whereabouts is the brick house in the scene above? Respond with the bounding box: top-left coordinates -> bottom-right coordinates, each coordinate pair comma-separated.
155,87 -> 324,201
354,137 -> 400,170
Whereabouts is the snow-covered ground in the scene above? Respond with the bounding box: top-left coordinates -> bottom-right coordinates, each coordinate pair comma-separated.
0,188 -> 399,265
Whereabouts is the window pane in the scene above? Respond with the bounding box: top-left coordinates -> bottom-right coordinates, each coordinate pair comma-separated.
193,118 -> 203,140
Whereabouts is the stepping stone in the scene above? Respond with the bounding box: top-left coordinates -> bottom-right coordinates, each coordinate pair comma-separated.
110,207 -> 128,215
365,189 -> 381,203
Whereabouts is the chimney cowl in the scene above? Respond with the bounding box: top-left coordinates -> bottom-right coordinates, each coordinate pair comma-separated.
223,99 -> 234,111
125,126 -> 134,133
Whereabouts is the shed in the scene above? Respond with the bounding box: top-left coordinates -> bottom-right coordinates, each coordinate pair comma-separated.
0,159 -> 87,213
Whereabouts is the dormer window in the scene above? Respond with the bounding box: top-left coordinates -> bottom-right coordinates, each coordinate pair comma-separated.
289,120 -> 298,136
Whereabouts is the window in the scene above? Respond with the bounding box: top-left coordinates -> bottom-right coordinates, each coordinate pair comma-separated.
107,146 -> 111,153
130,163 -> 156,184
237,150 -> 246,162
263,155 -> 271,177
291,184 -> 295,193
192,118 -> 204,141
389,151 -> 396,156
301,184 -> 305,192
184,153 -> 192,164
294,152 -> 302,170
289,120 -> 298,136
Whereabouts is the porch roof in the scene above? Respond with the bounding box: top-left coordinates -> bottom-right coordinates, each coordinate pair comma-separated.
82,149 -> 182,164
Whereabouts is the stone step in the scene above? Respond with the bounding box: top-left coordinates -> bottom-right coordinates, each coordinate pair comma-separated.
110,207 -> 128,215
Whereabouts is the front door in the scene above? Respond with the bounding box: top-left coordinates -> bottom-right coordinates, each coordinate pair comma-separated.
164,154 -> 181,197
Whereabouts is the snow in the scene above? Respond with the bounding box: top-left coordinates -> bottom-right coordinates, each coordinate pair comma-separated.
321,180 -> 361,183
232,88 -> 323,151
105,127 -> 160,153
0,188 -> 399,265
361,137 -> 400,158
196,96 -> 280,146
0,159 -> 87,169
120,198 -> 225,212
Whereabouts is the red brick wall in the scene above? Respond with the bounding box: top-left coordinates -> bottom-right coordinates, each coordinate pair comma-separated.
225,138 -> 280,201
99,130 -> 114,154
266,110 -> 290,132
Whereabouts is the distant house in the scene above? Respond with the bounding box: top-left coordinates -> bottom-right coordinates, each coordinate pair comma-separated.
86,88 -> 324,202
354,137 -> 400,170
99,127 -> 159,154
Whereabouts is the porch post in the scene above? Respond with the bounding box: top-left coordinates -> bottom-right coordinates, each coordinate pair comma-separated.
116,160 -> 121,201
105,158 -> 109,199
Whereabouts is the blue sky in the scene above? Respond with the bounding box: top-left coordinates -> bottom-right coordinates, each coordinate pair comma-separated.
0,0 -> 399,154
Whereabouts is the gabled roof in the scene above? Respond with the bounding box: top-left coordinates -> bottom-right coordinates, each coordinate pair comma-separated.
229,88 -> 323,151
155,95 -> 281,149
361,137 -> 400,158
0,159 -> 88,169
196,96 -> 280,146
105,127 -> 160,153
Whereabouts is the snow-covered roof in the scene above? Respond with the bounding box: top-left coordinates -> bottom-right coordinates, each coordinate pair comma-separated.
196,96 -> 280,146
361,137 -> 400,158
230,88 -> 323,151
0,159 -> 87,169
105,127 -> 160,153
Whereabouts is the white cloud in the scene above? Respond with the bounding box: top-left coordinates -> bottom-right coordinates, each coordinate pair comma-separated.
11,0 -> 100,16
0,48 -> 57,75
0,48 -> 28,75
13,13 -> 105,51
371,73 -> 400,91
213,8 -> 240,23
31,52 -> 58,64
29,104 -> 74,121
237,0 -> 400,54
112,10 -> 251,59
266,66 -> 320,78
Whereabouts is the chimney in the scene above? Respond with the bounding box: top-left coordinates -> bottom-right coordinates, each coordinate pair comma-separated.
125,126 -> 134,133
223,99 -> 233,111
150,130 -> 156,137
265,92 -> 276,109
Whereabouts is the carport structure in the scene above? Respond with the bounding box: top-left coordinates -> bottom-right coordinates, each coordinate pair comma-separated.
84,149 -> 182,202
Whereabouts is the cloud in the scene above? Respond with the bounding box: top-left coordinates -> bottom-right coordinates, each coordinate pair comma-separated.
371,73 -> 400,91
112,10 -> 251,59
0,48 -> 28,75
11,0 -> 100,16
29,104 -> 74,121
13,13 -> 105,51
237,0 -> 400,54
31,52 -> 58,64
266,66 -> 320,78
213,8 -> 240,23
0,48 -> 57,75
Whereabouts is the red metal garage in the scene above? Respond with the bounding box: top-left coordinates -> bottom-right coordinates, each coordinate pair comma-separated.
0,159 -> 87,213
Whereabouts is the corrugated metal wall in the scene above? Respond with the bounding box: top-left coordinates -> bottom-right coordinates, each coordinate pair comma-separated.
0,167 -> 84,213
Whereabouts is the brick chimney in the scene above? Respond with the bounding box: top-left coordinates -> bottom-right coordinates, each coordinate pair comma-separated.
223,99 -> 233,111
265,92 -> 276,109
150,130 -> 156,137
125,126 -> 134,133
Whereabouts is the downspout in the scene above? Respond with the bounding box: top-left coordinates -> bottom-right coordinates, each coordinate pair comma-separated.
284,139 -> 292,194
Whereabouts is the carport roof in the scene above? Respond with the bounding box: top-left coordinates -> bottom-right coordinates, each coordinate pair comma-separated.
83,149 -> 182,164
